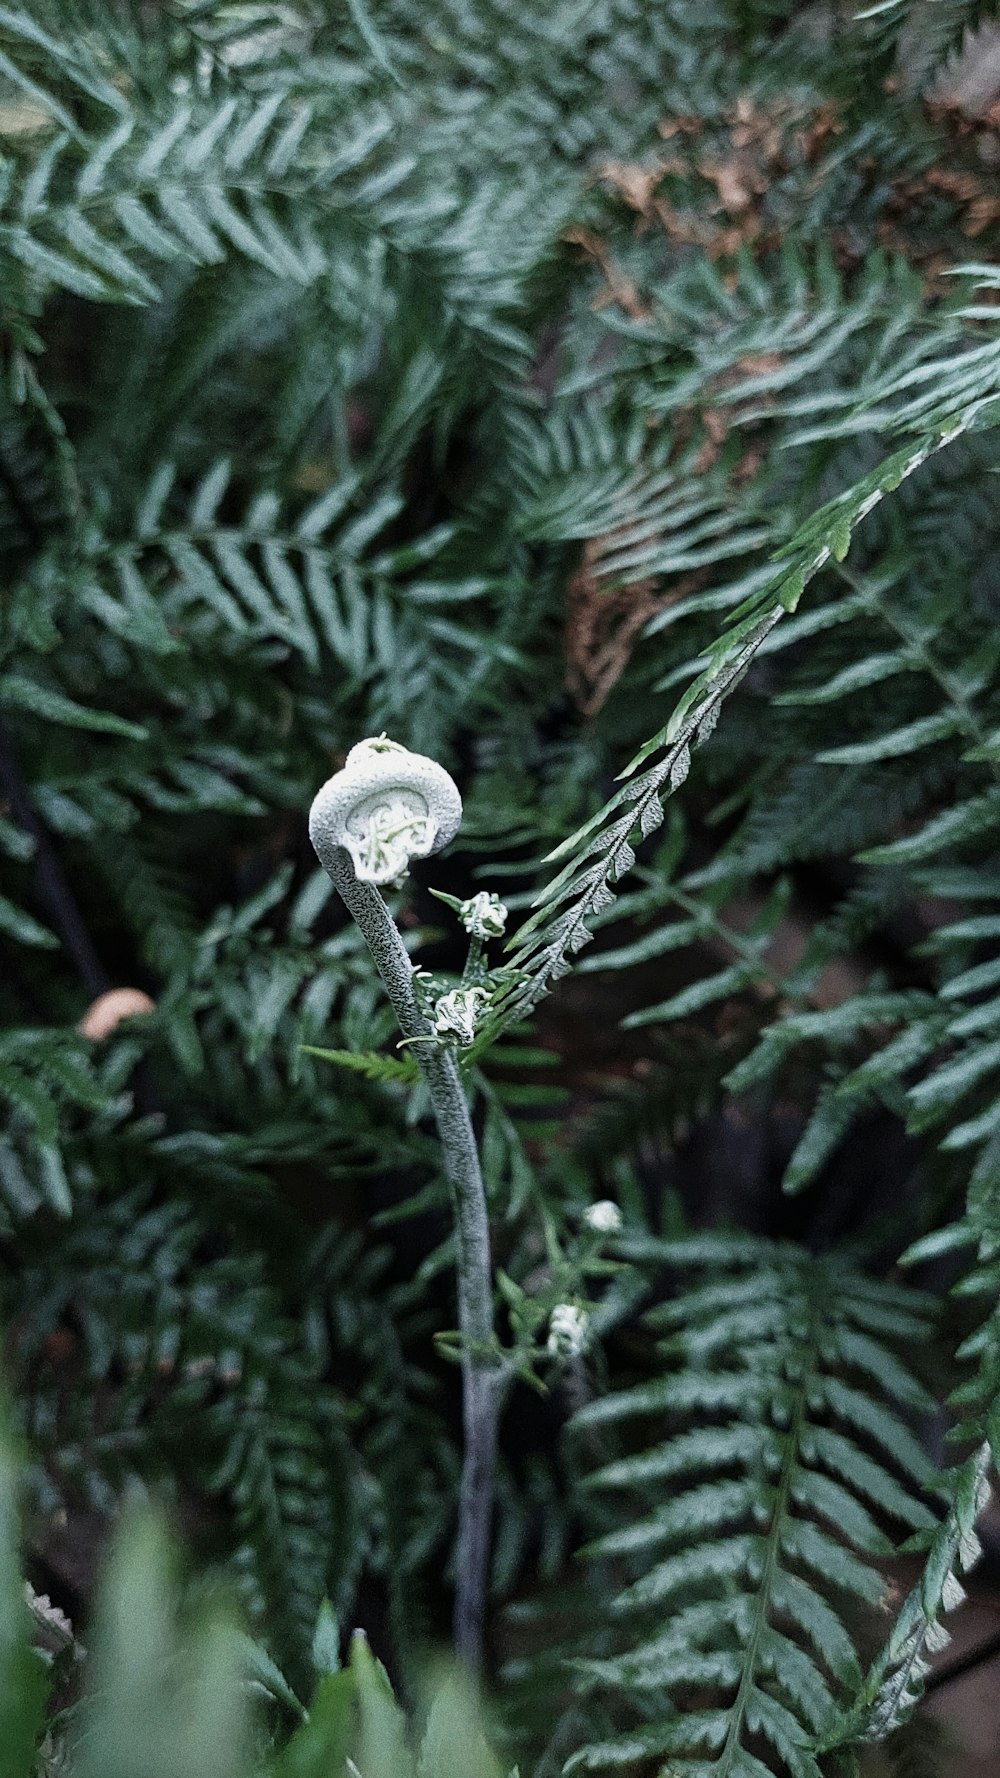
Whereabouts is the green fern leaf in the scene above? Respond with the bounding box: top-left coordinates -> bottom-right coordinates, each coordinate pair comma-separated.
566,1237 -> 937,1778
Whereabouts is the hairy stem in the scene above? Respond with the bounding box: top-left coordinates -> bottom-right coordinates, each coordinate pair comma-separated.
319,850 -> 499,1668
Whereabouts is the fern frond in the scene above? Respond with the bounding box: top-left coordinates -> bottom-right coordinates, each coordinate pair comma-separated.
301,1045 -> 419,1085
0,1025 -> 131,1219
564,1236 -> 938,1778
13,1188 -> 362,1674
829,1438 -> 993,1749
494,396 -> 994,1033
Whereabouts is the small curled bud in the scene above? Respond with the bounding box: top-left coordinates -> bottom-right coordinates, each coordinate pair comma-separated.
309,736 -> 462,886
547,1302 -> 588,1359
434,985 -> 488,1046
584,1199 -> 622,1234
459,891 -> 508,939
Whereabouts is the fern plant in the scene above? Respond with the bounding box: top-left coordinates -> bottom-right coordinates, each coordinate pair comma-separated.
4,2 -> 1000,1776
565,1235 -> 938,1778
1,1397 -> 512,1778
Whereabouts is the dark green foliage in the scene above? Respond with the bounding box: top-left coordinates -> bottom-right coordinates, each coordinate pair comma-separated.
13,1185 -> 362,1670
3,1 -> 1000,1774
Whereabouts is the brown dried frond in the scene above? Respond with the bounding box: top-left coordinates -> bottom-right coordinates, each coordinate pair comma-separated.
793,100 -> 842,164
656,115 -> 704,141
698,156 -> 766,216
565,538 -> 662,717
883,161 -> 1000,243
691,408 -> 729,475
565,535 -> 702,717
594,157 -> 667,222
563,226 -> 651,320
716,351 -> 785,390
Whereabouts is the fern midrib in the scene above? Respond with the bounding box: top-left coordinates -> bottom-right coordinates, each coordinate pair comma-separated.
506,610 -> 786,1002
94,527 -> 376,570
714,1293 -> 821,1778
31,163 -> 535,336
665,882 -> 793,1001
847,568 -> 999,776
660,883 -> 935,1132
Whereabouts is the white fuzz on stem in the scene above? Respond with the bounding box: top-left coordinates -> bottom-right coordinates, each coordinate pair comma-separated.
309,738 -> 499,1670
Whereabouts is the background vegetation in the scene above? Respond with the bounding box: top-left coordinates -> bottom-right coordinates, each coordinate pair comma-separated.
2,1 -> 1000,1774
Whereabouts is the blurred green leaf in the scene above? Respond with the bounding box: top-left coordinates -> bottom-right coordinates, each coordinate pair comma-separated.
0,1411 -> 46,1778
76,1513 -> 249,1778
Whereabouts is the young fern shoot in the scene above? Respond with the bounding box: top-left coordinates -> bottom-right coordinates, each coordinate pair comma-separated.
308,736 -> 500,1668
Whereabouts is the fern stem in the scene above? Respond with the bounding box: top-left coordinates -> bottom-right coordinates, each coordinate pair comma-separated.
875,598 -> 998,768
716,1298 -> 817,1777
318,850 -> 499,1669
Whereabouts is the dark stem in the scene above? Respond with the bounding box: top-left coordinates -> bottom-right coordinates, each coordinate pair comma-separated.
319,854 -> 499,1669
0,728 -> 110,998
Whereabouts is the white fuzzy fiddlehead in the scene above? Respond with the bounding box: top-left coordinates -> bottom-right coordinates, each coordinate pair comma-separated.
435,986 -> 489,1046
309,736 -> 462,887
307,733 -> 497,1669
458,891 -> 507,939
